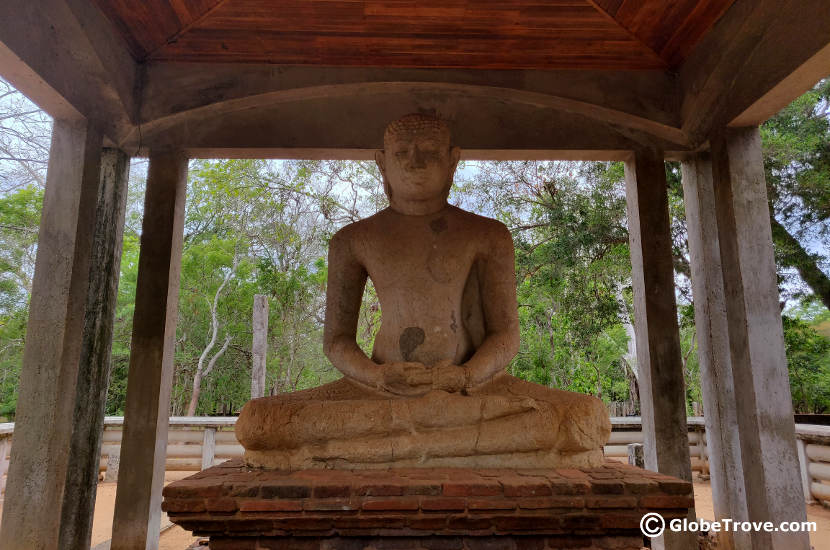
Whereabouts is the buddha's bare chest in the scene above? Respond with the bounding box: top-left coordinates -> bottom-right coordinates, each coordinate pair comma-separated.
359,229 -> 476,292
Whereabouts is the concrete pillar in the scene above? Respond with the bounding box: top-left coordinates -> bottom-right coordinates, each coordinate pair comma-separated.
713,128 -> 808,548
0,119 -> 102,550
201,428 -> 216,470
624,148 -> 696,550
0,437 -> 10,493
111,151 -> 188,550
682,153 -> 750,549
251,294 -> 268,399
105,452 -> 121,483
795,439 -> 815,504
628,443 -> 645,468
58,148 -> 130,550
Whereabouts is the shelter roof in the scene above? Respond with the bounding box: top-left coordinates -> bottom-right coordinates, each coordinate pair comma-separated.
91,0 -> 734,70
0,0 -> 828,158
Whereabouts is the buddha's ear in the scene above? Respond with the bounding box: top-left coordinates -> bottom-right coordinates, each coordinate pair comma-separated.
374,149 -> 392,199
374,149 -> 386,174
449,146 -> 461,174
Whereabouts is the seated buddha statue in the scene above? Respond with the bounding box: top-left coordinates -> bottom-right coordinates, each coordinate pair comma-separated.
236,114 -> 611,469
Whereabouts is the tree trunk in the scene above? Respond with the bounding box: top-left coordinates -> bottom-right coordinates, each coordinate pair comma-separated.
187,373 -> 202,416
770,216 -> 830,310
187,260 -> 236,416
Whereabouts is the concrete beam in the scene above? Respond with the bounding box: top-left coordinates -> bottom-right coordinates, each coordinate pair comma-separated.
124,83 -> 691,156
624,148 -> 696,550
708,127 -> 809,549
0,119 -> 103,550
59,149 -> 131,550
679,0 -> 830,146
0,0 -> 138,142
131,66 -> 686,153
111,151 -> 187,550
140,64 -> 681,133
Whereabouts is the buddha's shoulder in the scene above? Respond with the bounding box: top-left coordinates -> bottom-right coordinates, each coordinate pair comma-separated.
447,206 -> 511,237
329,210 -> 386,245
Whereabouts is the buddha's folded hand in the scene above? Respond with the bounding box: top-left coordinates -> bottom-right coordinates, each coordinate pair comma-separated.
431,359 -> 469,393
380,361 -> 432,396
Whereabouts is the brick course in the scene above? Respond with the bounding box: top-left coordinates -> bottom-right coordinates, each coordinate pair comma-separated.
163,459 -> 691,548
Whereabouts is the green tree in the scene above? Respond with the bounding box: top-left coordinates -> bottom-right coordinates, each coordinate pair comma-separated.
460,161 -> 631,400
783,315 -> 830,413
762,78 -> 830,308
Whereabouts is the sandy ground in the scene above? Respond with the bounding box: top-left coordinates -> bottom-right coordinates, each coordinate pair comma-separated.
2,471 -> 828,549
0,471 -> 202,550
691,473 -> 830,550
87,471 -> 201,550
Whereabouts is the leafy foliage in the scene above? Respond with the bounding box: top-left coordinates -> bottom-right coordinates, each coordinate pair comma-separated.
784,315 -> 830,413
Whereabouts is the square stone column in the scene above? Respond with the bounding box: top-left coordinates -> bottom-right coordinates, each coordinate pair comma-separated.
624,148 -> 696,550
682,128 -> 809,549
59,148 -> 131,550
111,151 -> 188,550
0,119 -> 103,550
681,153 -> 750,550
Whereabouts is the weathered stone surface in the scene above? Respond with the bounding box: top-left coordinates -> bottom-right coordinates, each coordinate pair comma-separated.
163,459 -> 692,542
236,114 -> 610,470
0,119 -> 103,550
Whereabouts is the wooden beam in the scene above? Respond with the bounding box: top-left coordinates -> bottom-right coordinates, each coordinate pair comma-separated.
0,0 -> 138,142
679,0 -> 830,146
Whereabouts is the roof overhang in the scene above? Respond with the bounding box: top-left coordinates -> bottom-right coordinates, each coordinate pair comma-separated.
0,0 -> 828,159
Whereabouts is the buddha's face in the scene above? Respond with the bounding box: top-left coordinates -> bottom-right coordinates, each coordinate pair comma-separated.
375,126 -> 460,204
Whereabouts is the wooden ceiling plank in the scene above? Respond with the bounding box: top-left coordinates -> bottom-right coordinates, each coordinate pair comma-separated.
583,0 -> 665,66
95,0 -> 730,69
91,0 -> 183,59
168,0 -> 195,26
143,0 -> 232,60
151,32 -> 659,69
591,0 -> 622,16
627,0 -> 698,54
660,0 -> 735,66
615,0 -> 659,36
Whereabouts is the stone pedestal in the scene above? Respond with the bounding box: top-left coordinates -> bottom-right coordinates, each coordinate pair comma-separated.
163,460 -> 692,550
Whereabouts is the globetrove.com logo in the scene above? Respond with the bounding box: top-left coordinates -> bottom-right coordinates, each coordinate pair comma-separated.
640,512 -> 817,538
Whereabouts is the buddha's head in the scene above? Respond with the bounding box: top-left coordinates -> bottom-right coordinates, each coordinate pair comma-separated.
375,114 -> 461,214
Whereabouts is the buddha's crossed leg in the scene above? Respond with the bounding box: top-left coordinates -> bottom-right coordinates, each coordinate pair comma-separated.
237,375 -> 610,469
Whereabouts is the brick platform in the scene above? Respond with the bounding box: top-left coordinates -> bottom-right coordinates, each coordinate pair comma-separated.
163,459 -> 693,549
